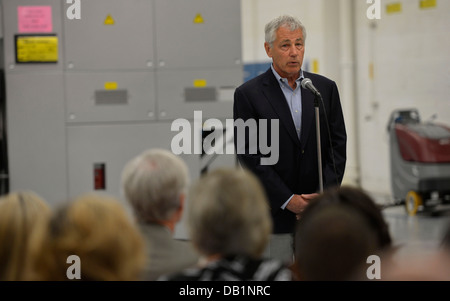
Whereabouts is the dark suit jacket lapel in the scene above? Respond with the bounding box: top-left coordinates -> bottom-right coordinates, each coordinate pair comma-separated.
261,69 -> 301,147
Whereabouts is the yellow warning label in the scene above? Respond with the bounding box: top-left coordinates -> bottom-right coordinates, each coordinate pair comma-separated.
312,59 -> 319,74
16,35 -> 58,63
104,14 -> 115,25
420,0 -> 436,9
193,13 -> 204,24
193,79 -> 207,87
386,2 -> 402,14
104,82 -> 118,90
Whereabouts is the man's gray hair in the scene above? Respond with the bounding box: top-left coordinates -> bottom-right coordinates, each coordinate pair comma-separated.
121,148 -> 189,223
265,15 -> 307,47
187,168 -> 272,258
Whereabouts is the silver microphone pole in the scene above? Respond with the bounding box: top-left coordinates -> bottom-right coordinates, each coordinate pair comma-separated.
314,93 -> 324,193
301,78 -> 324,193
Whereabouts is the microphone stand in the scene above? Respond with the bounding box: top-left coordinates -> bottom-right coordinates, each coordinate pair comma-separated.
314,93 -> 324,193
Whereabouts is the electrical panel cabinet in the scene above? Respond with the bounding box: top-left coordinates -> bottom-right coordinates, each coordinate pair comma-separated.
3,0 -> 243,239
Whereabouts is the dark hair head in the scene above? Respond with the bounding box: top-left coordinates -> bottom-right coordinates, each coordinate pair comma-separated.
294,201 -> 378,280
301,185 -> 392,250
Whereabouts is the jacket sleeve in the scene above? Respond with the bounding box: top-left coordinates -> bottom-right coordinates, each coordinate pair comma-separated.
322,81 -> 347,188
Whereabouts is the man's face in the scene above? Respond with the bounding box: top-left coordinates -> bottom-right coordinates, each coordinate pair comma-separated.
265,26 -> 304,79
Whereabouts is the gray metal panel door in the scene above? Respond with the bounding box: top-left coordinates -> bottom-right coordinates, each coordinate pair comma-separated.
154,0 -> 242,69
65,71 -> 157,123
6,72 -> 67,205
156,68 -> 242,121
67,122 -> 202,239
63,0 -> 155,70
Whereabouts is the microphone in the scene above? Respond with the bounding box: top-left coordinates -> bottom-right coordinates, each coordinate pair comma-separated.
301,78 -> 321,96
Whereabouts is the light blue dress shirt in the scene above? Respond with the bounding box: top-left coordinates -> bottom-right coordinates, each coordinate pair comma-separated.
270,65 -> 304,209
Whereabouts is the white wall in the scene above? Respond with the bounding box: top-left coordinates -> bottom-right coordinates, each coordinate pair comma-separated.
354,0 -> 450,197
241,0 -> 450,200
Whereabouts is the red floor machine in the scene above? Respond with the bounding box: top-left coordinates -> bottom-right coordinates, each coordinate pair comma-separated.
387,108 -> 450,215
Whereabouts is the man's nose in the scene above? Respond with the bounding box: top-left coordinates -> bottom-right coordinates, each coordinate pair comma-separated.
289,45 -> 299,56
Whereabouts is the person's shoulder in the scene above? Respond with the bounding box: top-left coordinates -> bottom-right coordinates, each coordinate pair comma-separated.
231,255 -> 293,281
157,266 -> 203,281
138,222 -> 170,239
172,238 -> 200,259
257,258 -> 294,281
237,68 -> 271,90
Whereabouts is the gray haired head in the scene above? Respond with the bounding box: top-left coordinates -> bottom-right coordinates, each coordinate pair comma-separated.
265,15 -> 307,48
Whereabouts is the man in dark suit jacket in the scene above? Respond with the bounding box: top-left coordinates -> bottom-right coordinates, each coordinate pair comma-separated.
233,15 -> 347,263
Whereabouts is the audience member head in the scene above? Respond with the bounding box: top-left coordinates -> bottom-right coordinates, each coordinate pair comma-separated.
306,185 -> 392,250
30,193 -> 146,281
293,201 -> 378,281
187,167 -> 272,259
0,191 -> 51,281
121,148 -> 189,231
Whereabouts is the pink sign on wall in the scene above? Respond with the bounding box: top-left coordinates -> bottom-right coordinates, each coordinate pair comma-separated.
18,6 -> 53,33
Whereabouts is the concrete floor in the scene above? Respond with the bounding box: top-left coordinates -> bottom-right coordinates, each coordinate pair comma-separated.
381,203 -> 450,256
372,203 -> 450,280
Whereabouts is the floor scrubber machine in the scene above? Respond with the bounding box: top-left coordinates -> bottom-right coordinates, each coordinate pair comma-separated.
387,108 -> 450,216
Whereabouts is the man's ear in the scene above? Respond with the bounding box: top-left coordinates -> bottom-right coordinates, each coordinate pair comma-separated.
173,193 -> 185,222
264,42 -> 272,58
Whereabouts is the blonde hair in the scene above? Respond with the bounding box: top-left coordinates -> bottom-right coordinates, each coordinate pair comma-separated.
30,193 -> 146,281
188,168 -> 272,258
0,191 -> 51,280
